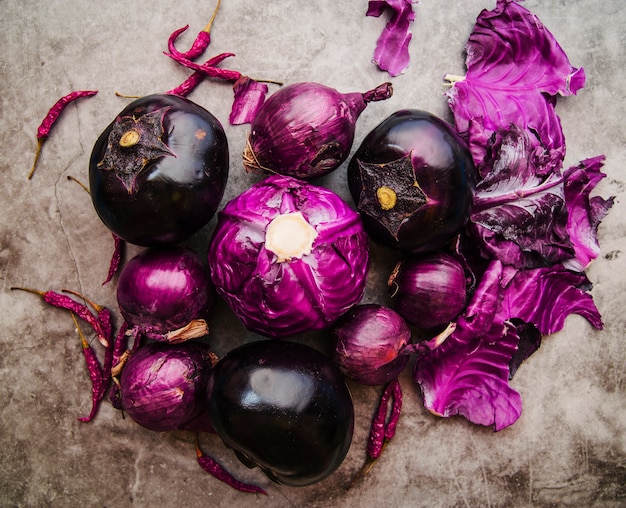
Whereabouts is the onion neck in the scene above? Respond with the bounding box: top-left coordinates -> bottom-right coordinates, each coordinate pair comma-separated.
265,212 -> 318,262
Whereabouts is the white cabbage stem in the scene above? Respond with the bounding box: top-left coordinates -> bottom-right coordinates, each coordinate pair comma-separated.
265,212 -> 318,262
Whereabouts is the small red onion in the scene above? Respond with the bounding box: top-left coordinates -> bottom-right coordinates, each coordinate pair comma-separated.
116,246 -> 214,342
332,304 -> 411,385
119,341 -> 217,432
388,252 -> 468,329
243,81 -> 392,179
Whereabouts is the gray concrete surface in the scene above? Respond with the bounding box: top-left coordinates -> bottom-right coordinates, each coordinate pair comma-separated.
1,0 -> 625,506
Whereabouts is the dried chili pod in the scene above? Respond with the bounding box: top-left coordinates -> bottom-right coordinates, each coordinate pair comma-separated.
166,52 -> 236,97
70,312 -> 106,422
164,52 -> 243,82
28,90 -> 98,180
349,378 -> 403,488
11,286 -> 109,347
102,234 -> 124,285
167,0 -> 221,61
196,435 -> 267,495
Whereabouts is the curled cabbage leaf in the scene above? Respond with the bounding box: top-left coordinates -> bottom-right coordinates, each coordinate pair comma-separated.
445,0 -> 585,168
415,259 -> 604,430
366,0 -> 417,76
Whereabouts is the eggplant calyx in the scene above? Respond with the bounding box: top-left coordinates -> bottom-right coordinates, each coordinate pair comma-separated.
356,154 -> 428,240
97,106 -> 176,193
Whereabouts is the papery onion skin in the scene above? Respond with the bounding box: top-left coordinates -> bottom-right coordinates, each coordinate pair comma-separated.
207,174 -> 369,338
243,82 -> 392,179
332,304 -> 411,385
116,246 -> 213,336
119,341 -> 216,432
208,340 -> 354,486
89,94 -> 229,247
347,109 -> 475,253
389,252 -> 468,330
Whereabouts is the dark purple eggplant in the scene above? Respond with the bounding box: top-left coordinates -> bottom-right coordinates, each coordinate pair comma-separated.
347,109 -> 475,253
208,340 -> 354,487
89,94 -> 229,247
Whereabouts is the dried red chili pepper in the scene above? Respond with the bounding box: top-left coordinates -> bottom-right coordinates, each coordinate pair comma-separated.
65,175 -> 125,285
62,289 -> 113,341
167,0 -> 221,61
70,312 -> 106,422
164,52 -> 243,82
349,378 -> 403,489
28,90 -> 98,180
196,435 -> 267,495
367,378 -> 403,459
11,286 -> 109,347
166,52 -> 236,97
102,233 -> 124,285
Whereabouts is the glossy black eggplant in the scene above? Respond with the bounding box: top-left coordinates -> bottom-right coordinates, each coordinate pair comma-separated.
89,94 -> 229,247
208,340 -> 354,487
347,109 -> 475,253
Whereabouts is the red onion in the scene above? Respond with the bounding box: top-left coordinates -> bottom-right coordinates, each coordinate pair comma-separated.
242,81 -> 392,179
119,341 -> 217,432
388,252 -> 468,329
332,304 -> 411,385
116,246 -> 213,342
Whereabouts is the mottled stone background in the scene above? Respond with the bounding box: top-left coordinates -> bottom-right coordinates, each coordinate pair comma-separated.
1,1 -> 624,506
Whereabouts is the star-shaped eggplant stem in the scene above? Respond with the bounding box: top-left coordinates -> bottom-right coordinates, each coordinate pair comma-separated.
97,106 -> 176,193
356,154 -> 428,240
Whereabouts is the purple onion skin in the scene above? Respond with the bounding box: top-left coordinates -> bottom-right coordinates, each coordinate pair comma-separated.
244,82 -> 391,180
116,246 -> 213,335
332,304 -> 411,385
208,174 -> 369,338
347,109 -> 475,253
90,94 -> 228,247
389,252 -> 467,330
119,341 -> 215,432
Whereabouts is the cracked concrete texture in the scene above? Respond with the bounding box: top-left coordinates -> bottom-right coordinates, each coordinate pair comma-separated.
1,0 -> 625,506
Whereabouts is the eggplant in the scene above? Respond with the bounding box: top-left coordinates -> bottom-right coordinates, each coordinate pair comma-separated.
347,109 -> 475,253
89,94 -> 229,247
208,340 -> 354,487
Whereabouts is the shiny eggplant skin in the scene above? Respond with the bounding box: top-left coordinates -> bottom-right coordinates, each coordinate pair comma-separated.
89,94 -> 229,247
208,340 -> 354,487
348,109 -> 475,253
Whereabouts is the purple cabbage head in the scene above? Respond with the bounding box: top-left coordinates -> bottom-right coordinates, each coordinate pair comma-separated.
207,175 -> 370,338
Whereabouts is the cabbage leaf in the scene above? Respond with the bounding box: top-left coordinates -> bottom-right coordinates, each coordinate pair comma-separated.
446,0 -> 585,168
366,0 -> 417,76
